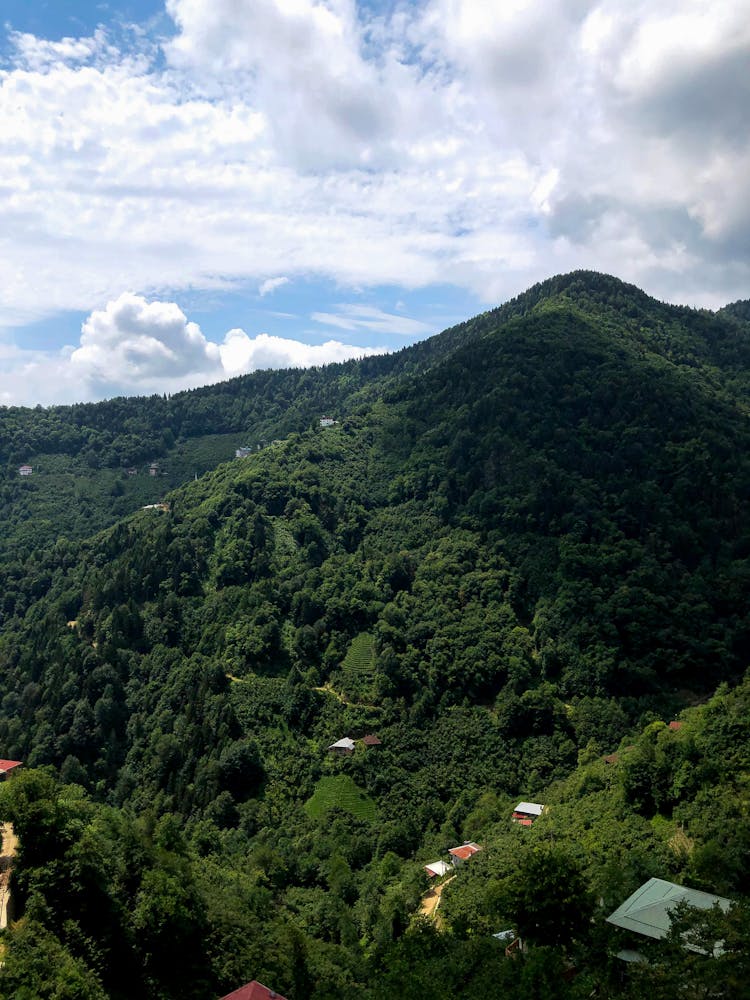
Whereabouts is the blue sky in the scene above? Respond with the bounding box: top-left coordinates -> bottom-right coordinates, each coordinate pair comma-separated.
0,0 -> 748,404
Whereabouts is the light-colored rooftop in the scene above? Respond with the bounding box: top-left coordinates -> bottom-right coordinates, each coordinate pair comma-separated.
514,802 -> 545,816
606,878 -> 731,945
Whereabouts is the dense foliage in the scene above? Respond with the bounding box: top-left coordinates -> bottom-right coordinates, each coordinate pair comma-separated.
0,271 -> 749,997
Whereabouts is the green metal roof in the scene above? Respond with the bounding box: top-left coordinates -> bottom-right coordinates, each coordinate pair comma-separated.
606,878 -> 731,941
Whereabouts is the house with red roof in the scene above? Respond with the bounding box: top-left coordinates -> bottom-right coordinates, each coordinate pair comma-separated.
218,981 -> 288,1000
449,842 -> 482,866
0,760 -> 22,781
362,734 -> 381,747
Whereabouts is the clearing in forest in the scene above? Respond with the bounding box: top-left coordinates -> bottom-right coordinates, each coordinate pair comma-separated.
420,876 -> 455,924
305,775 -> 376,823
335,632 -> 376,700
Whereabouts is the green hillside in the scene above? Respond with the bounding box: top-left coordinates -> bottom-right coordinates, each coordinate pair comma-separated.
0,271 -> 749,997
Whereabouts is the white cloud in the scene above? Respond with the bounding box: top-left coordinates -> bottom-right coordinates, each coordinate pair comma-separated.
0,0 -> 748,388
71,292 -> 222,384
0,292 -> 385,405
312,304 -> 434,336
259,276 -> 290,297
219,328 -> 385,375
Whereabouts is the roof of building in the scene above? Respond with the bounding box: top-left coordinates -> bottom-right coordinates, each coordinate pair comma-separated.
328,737 -> 355,751
514,802 -> 545,816
606,878 -> 731,944
424,860 -> 451,878
449,842 -> 482,861
218,981 -> 288,1000
668,720 -> 684,731
362,734 -> 381,746
603,753 -> 620,764
0,760 -> 22,774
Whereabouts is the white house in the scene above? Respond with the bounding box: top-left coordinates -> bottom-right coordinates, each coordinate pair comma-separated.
328,737 -> 355,755
319,417 -> 336,428
512,802 -> 546,826
236,447 -> 253,459
424,861 -> 451,878
18,465 -> 32,476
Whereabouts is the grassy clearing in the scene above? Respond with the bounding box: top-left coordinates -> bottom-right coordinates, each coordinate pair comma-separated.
337,632 -> 376,700
305,774 -> 376,823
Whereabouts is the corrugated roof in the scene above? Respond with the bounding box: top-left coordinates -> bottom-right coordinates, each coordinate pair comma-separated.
606,878 -> 731,943
424,861 -> 451,877
0,760 -> 22,773
449,842 -> 482,861
514,802 -> 545,816
328,738 -> 355,750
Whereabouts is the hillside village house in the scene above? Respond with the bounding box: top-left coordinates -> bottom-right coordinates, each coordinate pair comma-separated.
362,734 -> 382,747
328,737 -> 355,755
449,842 -> 482,866
606,877 -> 731,962
148,462 -> 159,477
18,465 -> 32,476
424,860 -> 452,878
319,416 -> 336,427
512,802 -> 546,826
235,447 -> 253,459
0,760 -> 22,781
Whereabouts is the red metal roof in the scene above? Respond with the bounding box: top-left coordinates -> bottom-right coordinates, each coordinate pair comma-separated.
0,760 -> 22,774
449,842 -> 482,861
219,982 -> 287,1000
362,734 -> 381,746
668,721 -> 684,731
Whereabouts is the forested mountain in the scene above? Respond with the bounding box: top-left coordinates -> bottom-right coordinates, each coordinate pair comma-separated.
1,271 -> 749,998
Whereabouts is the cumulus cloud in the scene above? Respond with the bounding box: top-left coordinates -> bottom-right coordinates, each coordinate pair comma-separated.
71,293 -> 222,387
0,292 -> 385,404
0,0 -> 749,390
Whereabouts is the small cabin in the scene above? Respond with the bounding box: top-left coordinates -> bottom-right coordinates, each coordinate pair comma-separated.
328,737 -> 355,756
449,842 -> 482,866
0,760 -> 22,781
148,463 -> 159,477
362,734 -> 382,748
235,447 -> 253,459
18,465 -> 32,477
319,417 -> 336,428
512,801 -> 546,826
424,860 -> 451,878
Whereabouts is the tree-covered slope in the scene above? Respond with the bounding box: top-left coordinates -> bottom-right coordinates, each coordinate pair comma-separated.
0,271 -> 749,997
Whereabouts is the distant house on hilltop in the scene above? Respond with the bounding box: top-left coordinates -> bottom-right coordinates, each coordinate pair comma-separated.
319,416 -> 336,427
362,734 -> 382,747
18,465 -> 32,477
219,981 -> 288,1000
235,447 -> 253,459
328,737 -> 355,756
